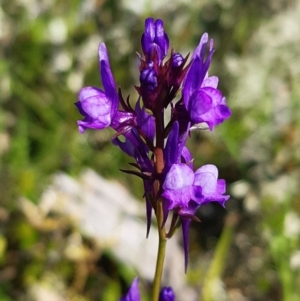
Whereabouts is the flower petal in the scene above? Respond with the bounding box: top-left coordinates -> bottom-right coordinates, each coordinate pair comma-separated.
98,43 -> 118,117
164,122 -> 179,170
154,19 -> 169,59
78,87 -> 111,119
183,32 -> 216,115
78,86 -> 103,103
193,165 -> 230,206
181,146 -> 193,169
141,18 -> 155,54
141,18 -> 169,63
195,103 -> 232,130
164,164 -> 194,190
159,286 -> 176,301
135,99 -> 155,142
181,218 -> 191,273
194,164 -> 218,196
201,87 -> 222,106
189,90 -> 213,122
162,164 -> 194,208
192,32 -> 208,60
202,75 -> 219,88
183,57 -> 207,106
120,277 -> 141,301
76,87 -> 112,132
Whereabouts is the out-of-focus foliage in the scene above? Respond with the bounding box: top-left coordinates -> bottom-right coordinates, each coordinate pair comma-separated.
1,0 -> 300,300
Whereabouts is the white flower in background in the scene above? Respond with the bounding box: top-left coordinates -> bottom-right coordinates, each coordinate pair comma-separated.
76,34 -> 102,69
46,18 -> 68,44
284,211 -> 300,239
67,71 -> 83,93
52,51 -> 72,72
290,251 -> 300,270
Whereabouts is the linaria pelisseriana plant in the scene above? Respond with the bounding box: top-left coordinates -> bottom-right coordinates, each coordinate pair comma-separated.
75,18 -> 231,301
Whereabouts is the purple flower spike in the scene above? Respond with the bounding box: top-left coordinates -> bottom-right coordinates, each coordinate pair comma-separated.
75,17 -> 232,276
182,33 -> 231,130
120,278 -> 141,301
159,287 -> 176,301
76,43 -> 118,133
141,18 -> 169,63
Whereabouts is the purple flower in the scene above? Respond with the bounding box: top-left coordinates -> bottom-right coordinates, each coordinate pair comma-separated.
193,164 -> 229,207
76,43 -> 134,133
172,53 -> 184,68
163,164 -> 229,212
140,65 -> 158,91
182,33 -> 231,130
164,163 -> 229,270
162,122 -> 229,270
141,18 -> 169,63
75,17 -> 232,276
159,287 -> 176,301
120,278 -> 140,301
135,99 -> 155,143
162,163 -> 194,209
120,278 -> 176,301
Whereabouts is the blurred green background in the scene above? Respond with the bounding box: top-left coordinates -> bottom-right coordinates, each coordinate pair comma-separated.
1,0 -> 300,300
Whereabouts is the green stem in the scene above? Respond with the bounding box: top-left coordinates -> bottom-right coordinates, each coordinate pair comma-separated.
201,213 -> 238,301
151,201 -> 167,301
151,108 -> 166,301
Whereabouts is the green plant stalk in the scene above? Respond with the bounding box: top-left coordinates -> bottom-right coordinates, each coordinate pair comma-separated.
151,106 -> 167,301
202,213 -> 237,301
151,201 -> 167,301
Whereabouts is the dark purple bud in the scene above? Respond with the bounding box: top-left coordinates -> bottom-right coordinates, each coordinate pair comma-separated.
140,67 -> 158,91
141,18 -> 169,63
159,287 -> 176,301
172,53 -> 184,68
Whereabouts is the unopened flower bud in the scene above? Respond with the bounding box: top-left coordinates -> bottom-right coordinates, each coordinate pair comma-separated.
159,287 -> 176,301
140,67 -> 158,91
172,53 -> 184,68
